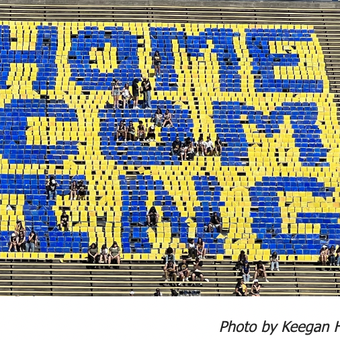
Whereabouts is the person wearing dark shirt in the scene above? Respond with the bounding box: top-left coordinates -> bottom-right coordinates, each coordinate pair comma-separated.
153,51 -> 161,78
132,78 -> 140,109
127,121 -> 136,141
141,76 -> 152,109
164,260 -> 177,282
177,258 -> 191,283
116,120 -> 127,141
26,230 -> 38,252
214,136 -> 222,156
137,121 -> 145,141
172,136 -> 181,155
235,278 -> 247,296
196,136 -> 205,156
59,209 -> 70,231
78,184 -> 86,200
88,243 -> 99,264
146,125 -> 156,141
46,175 -> 58,200
8,233 -> 18,252
17,230 -> 26,252
147,206 -> 159,226
207,212 -> 221,233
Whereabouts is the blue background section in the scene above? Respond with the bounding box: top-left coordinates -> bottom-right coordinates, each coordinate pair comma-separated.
245,28 -> 323,93
250,177 -> 338,255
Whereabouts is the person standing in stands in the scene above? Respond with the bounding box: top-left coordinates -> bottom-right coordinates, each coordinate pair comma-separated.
141,76 -> 152,109
70,179 -> 77,200
153,51 -> 161,78
46,175 -> 58,200
127,121 -> 136,142
17,230 -> 26,252
111,79 -> 121,109
132,78 -> 140,109
137,120 -> 146,141
26,230 -> 38,252
270,251 -> 280,271
121,83 -> 132,109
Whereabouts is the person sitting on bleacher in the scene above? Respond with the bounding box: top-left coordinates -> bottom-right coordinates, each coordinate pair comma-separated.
153,107 -> 163,127
241,261 -> 251,283
121,83 -> 132,109
214,136 -> 222,156
177,257 -> 191,284
250,279 -> 261,296
196,237 -> 206,259
116,120 -> 127,141
26,230 -> 38,252
46,175 -> 58,200
163,247 -> 176,265
127,121 -> 136,141
70,180 -> 77,200
162,109 -> 173,128
319,245 -> 328,266
192,257 -> 208,284
146,124 -> 156,141
186,141 -> 195,161
204,136 -> 214,156
188,238 -> 197,259
179,143 -> 187,161
196,135 -> 205,156
328,245 -> 336,266
164,260 -> 177,282
254,261 -> 269,282
77,180 -> 87,200
8,233 -> 18,252
108,241 -> 121,265
235,278 -> 247,296
270,251 -> 279,271
336,246 -> 340,266
236,250 -> 248,271
172,136 -> 182,156
59,210 -> 70,231
137,120 -> 146,141
88,243 -> 99,264
147,206 -> 159,227
15,220 -> 25,236
99,244 -> 109,264
207,212 -> 221,233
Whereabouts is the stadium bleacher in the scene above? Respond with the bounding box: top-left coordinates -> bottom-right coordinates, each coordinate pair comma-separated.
0,2 -> 338,295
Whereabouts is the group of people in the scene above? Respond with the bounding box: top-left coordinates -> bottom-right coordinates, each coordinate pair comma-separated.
162,247 -> 208,285
236,250 -> 280,283
69,179 -> 87,201
111,51 -> 162,110
319,244 -> 340,266
172,135 -> 222,161
87,242 -> 121,265
152,108 -> 173,128
116,119 -> 157,142
8,220 -> 38,252
235,278 -> 261,296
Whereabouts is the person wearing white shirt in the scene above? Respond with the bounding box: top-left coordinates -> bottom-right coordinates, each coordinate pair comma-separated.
204,136 -> 214,156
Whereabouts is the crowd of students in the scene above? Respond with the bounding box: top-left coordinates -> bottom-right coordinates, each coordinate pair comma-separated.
319,244 -> 340,266
87,241 -> 121,265
172,135 -> 222,161
162,246 -> 209,286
